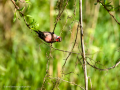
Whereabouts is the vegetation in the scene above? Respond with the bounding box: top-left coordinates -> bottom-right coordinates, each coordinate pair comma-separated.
0,0 -> 119,90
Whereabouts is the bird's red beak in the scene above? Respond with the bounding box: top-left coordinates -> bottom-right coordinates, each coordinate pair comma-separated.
56,36 -> 61,42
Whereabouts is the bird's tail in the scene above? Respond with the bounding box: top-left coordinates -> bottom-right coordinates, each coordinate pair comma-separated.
34,30 -> 42,34
34,30 -> 45,40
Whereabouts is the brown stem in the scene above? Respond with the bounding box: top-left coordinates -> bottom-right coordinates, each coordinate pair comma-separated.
98,0 -> 120,25
11,0 -> 32,30
62,23 -> 79,69
53,0 -> 69,33
86,60 -> 120,71
79,0 -> 88,90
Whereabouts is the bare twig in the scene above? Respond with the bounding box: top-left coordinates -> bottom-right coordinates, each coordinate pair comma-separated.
41,53 -> 50,90
79,0 -> 88,90
41,39 -> 81,54
77,56 -> 84,70
51,78 -> 60,90
53,0 -> 69,33
97,0 -> 120,25
62,23 -> 79,69
86,60 -> 120,71
88,77 -> 92,90
49,77 -> 85,90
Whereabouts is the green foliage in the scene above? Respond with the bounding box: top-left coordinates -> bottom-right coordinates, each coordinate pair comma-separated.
94,3 -> 97,5
0,0 -> 120,90
13,12 -> 17,22
18,7 -> 25,12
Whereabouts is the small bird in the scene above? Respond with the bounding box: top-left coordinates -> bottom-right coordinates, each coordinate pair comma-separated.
35,30 -> 62,43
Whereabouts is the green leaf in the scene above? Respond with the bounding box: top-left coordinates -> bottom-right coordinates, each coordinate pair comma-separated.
104,0 -> 106,4
18,7 -> 25,11
94,3 -> 97,5
114,5 -> 120,10
35,23 -> 40,29
13,12 -> 17,22
105,2 -> 111,6
26,15 -> 33,18
19,13 -> 23,17
29,19 -> 35,25
26,4 -> 31,12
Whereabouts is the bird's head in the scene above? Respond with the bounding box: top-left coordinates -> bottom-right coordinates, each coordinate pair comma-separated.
56,36 -> 62,42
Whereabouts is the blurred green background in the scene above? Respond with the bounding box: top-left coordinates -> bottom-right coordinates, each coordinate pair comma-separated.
0,0 -> 120,90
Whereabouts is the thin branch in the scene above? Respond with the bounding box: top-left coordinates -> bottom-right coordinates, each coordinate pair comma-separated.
11,0 -> 20,10
79,0 -> 88,90
41,53 -> 50,90
97,0 -> 120,25
51,78 -> 60,90
62,23 -> 79,69
49,77 -> 85,90
88,77 -> 92,90
53,0 -> 69,33
41,39 -> 81,54
86,60 -> 120,71
11,0 -> 32,30
77,56 -> 84,70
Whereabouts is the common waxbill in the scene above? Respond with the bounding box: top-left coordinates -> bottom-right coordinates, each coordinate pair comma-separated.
35,30 -> 62,43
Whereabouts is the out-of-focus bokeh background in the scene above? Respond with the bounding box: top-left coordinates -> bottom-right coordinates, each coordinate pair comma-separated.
0,0 -> 120,90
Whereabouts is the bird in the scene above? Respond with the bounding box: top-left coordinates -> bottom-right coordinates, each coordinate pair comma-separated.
34,30 -> 62,43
